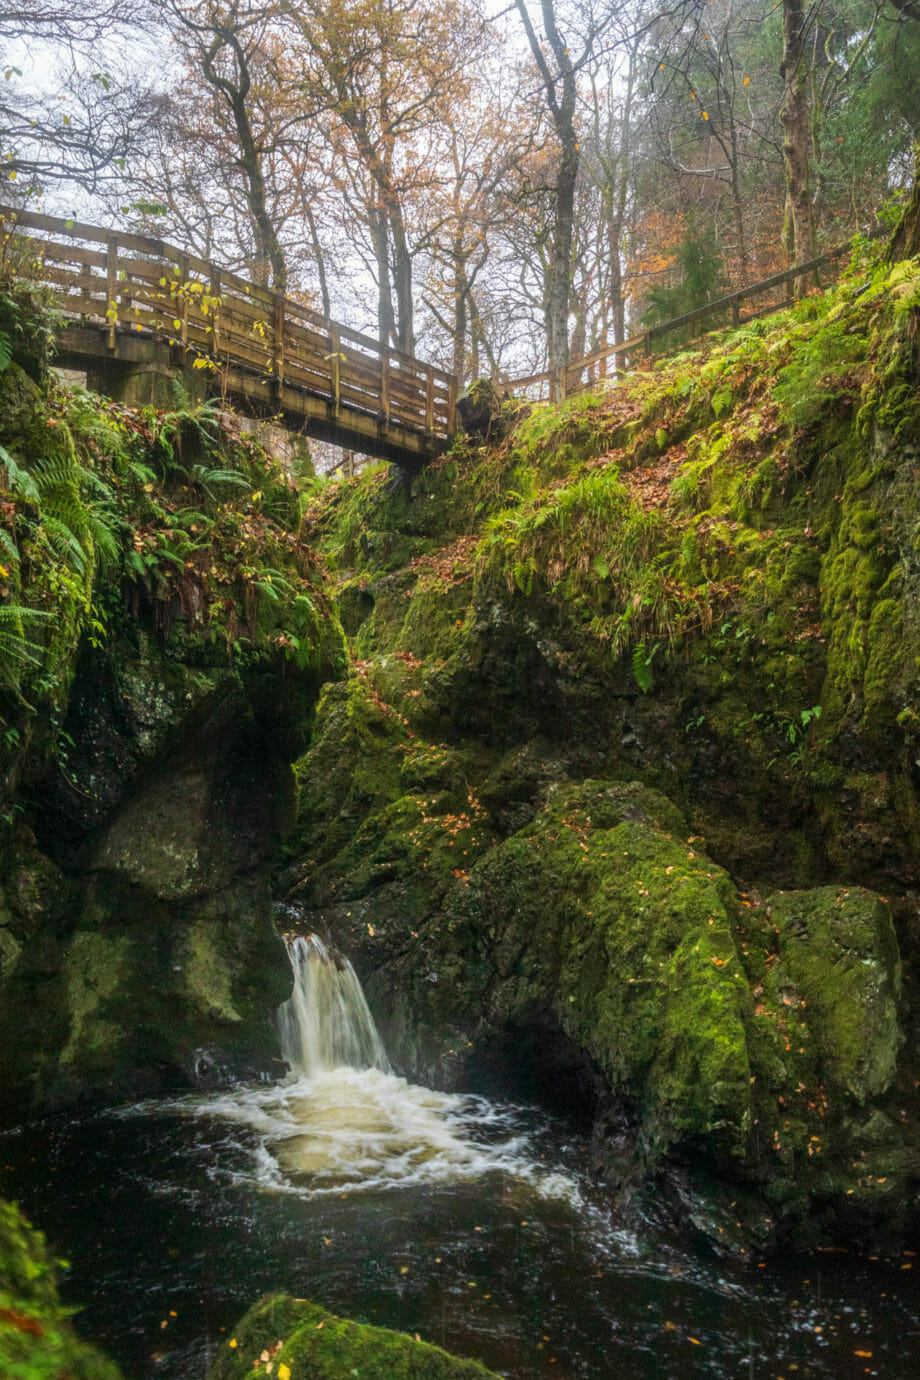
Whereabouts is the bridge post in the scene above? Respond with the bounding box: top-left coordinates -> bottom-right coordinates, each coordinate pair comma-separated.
178,253 -> 190,347
425,368 -> 435,437
209,265 -> 222,358
447,372 -> 457,433
330,325 -> 341,420
272,294 -> 285,395
105,236 -> 118,352
380,349 -> 391,428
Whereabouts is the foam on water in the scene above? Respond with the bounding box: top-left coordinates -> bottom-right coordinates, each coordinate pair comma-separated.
185,1066 -> 581,1203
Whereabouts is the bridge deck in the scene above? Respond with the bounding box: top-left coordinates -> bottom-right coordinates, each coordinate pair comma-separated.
1,206 -> 456,466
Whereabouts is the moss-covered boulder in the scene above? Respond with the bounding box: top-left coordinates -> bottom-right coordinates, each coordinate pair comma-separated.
209,1295 -> 499,1380
0,1197 -> 120,1379
341,777 -> 915,1235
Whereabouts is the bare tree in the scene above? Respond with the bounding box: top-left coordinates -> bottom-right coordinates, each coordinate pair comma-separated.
0,3 -> 152,194
162,2 -> 290,291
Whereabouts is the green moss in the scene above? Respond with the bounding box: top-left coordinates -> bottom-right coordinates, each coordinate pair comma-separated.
209,1295 -> 499,1380
291,674 -> 410,869
0,1197 -> 121,1379
763,887 -> 900,1102
181,919 -> 243,1023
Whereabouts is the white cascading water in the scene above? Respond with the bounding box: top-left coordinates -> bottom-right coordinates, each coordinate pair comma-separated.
169,930 -> 581,1205
274,933 -> 390,1078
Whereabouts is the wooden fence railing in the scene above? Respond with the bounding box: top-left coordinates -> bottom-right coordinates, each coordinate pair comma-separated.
508,224 -> 887,401
0,205 -> 457,444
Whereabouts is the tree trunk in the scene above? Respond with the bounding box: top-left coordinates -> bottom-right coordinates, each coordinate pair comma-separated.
547,136 -> 577,394
780,0 -> 816,290
197,25 -> 287,294
232,94 -> 287,293
370,208 -> 395,347
889,148 -> 920,261
515,0 -> 580,396
388,198 -> 415,356
452,242 -> 468,381
304,202 -> 330,319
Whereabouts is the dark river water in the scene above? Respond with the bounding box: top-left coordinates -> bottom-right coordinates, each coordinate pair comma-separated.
2,1067 -> 919,1379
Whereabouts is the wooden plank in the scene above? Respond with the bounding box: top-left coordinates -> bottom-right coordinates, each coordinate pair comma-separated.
40,242 -> 107,271
507,367 -> 552,389
425,369 -> 435,434
646,243 -> 852,343
0,204 -> 163,256
41,264 -> 105,294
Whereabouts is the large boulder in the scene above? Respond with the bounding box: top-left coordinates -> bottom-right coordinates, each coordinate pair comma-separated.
209,1295 -> 499,1380
366,779 -> 916,1236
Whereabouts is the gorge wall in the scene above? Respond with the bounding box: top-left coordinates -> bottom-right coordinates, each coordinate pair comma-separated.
2,249 -> 920,1260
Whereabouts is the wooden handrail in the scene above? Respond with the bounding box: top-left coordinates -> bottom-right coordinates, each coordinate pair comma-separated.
508,224 -> 887,397
0,203 -> 457,446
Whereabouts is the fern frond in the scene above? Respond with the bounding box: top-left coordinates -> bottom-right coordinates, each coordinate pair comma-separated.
0,443 -> 40,503
42,515 -> 89,574
0,527 -> 19,563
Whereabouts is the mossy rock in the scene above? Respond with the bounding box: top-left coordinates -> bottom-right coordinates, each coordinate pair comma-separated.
380,779 -> 912,1213
208,1295 -> 499,1380
762,885 -> 901,1102
0,1197 -> 121,1379
0,361 -> 44,444
456,378 -> 505,440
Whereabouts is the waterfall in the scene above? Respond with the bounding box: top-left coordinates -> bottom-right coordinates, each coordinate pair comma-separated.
275,933 -> 390,1078
178,930 -> 577,1202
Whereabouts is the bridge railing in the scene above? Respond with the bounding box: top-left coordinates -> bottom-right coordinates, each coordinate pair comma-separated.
0,205 -> 457,443
508,224 -> 886,401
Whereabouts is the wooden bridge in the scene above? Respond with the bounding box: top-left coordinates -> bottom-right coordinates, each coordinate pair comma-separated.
0,205 -> 457,467
2,205 -> 886,465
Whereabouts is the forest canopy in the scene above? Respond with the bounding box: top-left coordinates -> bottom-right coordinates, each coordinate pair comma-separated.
2,0 -> 919,381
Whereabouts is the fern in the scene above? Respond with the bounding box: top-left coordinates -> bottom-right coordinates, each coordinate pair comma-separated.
0,605 -> 51,699
631,642 -> 659,694
888,260 -> 920,315
191,465 -> 249,490
0,527 -> 18,564
0,443 -> 40,503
